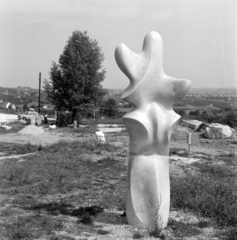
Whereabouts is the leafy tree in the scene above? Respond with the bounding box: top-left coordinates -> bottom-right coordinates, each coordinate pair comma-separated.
223,112 -> 237,128
44,31 -> 107,120
189,109 -> 201,116
175,109 -> 185,116
104,98 -> 116,109
101,98 -> 118,117
202,110 -> 208,117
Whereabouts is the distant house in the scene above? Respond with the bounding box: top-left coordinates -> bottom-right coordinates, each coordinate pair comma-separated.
24,92 -> 30,96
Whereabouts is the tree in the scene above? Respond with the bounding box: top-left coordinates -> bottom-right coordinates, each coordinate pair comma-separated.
175,109 -> 185,116
223,112 -> 237,128
104,98 -> 116,108
189,109 -> 200,116
101,98 -> 118,117
44,31 -> 107,120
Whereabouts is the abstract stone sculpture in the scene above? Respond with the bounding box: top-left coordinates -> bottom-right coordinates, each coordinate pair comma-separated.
115,31 -> 191,230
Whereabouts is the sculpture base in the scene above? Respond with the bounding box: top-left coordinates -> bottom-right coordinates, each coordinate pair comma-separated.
126,154 -> 170,230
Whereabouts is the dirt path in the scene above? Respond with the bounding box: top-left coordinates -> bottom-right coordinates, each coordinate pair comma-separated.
0,152 -> 36,161
0,132 -> 95,146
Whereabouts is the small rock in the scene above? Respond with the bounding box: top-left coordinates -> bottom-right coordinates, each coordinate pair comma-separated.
18,159 -> 25,163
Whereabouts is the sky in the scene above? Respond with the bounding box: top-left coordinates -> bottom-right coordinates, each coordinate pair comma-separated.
0,0 -> 236,90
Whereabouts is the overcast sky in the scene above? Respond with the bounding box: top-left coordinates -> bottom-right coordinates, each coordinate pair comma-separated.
0,0 -> 236,90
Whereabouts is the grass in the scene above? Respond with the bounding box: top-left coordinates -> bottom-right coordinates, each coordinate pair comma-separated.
170,170 -> 237,227
54,124 -> 97,134
169,149 -> 237,239
82,117 -> 123,125
0,121 -> 26,134
0,142 -> 39,156
0,140 -> 127,239
1,214 -> 64,240
182,97 -> 232,109
0,141 -> 122,196
0,135 -> 236,239
169,147 -> 189,157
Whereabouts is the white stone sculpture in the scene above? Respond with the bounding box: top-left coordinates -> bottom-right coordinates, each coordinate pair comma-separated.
115,31 -> 191,230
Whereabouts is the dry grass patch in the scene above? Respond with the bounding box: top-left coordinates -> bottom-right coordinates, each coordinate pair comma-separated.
0,140 -> 126,239
0,142 -> 39,156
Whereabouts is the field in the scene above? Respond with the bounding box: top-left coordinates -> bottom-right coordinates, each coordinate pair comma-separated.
182,97 -> 232,109
0,121 -> 236,239
103,95 -> 123,104
105,94 -> 233,110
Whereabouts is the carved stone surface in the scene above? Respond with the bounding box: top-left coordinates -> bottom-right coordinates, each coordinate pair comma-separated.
115,31 -> 191,230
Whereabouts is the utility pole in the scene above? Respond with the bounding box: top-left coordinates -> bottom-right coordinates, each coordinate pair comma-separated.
38,72 -> 41,114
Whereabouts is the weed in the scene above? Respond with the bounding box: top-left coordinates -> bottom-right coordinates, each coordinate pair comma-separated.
38,143 -> 43,151
197,220 -> 210,228
148,221 -> 165,239
117,197 -> 126,211
168,219 -> 201,238
72,205 -> 104,217
148,227 -> 163,238
169,147 -> 188,157
97,229 -> 110,235
132,229 -> 144,239
79,212 -> 93,225
146,198 -> 165,239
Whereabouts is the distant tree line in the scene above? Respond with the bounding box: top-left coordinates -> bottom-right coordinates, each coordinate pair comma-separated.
175,109 -> 237,128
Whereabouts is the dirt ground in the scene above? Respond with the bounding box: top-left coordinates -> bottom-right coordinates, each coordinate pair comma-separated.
0,128 -> 95,147
0,124 -> 236,239
0,124 -> 236,153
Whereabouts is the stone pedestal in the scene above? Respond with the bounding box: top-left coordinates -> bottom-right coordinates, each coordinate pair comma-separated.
115,31 -> 191,230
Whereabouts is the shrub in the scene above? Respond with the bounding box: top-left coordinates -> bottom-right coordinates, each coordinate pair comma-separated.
79,212 -> 93,225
